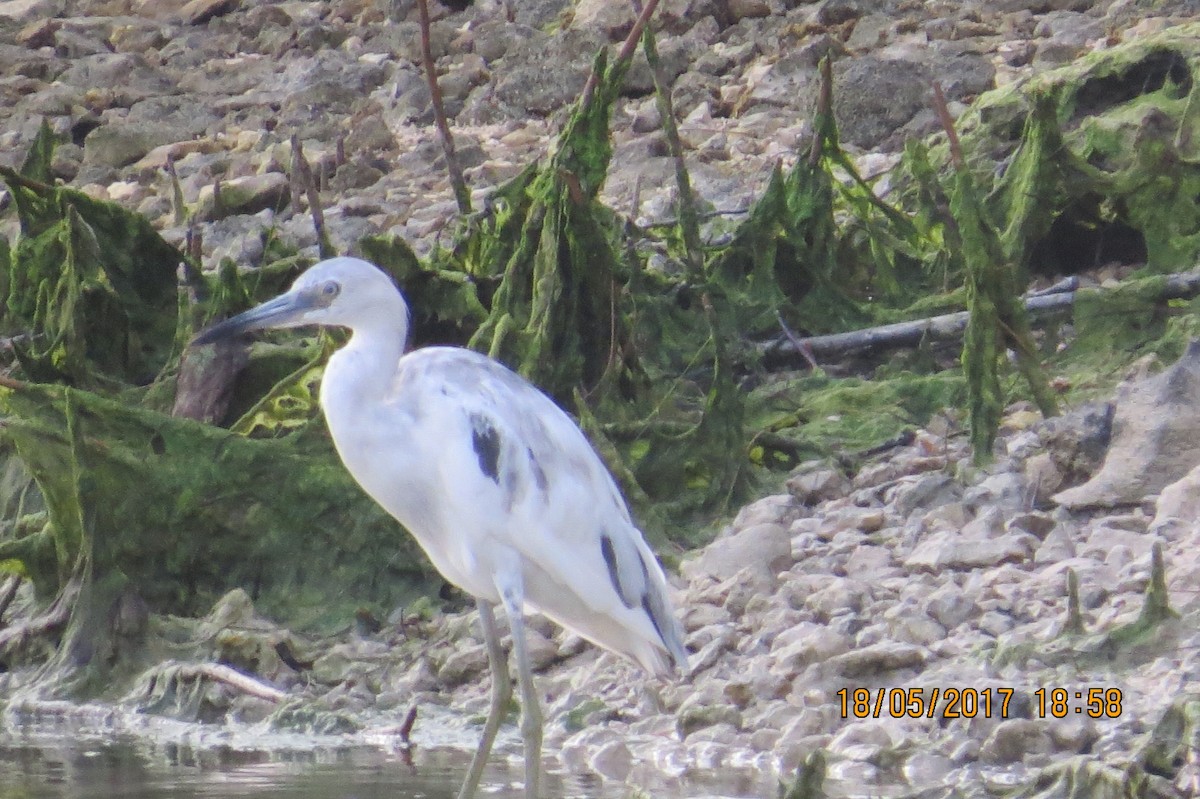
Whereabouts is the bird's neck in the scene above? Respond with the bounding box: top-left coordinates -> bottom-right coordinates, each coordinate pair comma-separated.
321,320 -> 408,419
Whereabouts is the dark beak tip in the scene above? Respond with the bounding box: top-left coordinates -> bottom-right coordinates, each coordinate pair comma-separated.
190,322 -> 246,348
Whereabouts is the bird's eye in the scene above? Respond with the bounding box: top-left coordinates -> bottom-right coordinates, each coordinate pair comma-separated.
322,281 -> 340,298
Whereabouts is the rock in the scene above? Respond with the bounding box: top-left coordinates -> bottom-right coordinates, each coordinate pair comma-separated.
202,587 -> 259,632
1023,453 -> 1064,506
846,14 -> 892,51
902,751 -> 954,785
492,30 -> 600,117
726,0 -> 769,19
180,0 -> 239,24
979,718 -> 1052,764
816,0 -> 865,25
1039,401 -> 1114,483
804,577 -> 871,620
524,626 -> 560,672
0,0 -> 60,24
83,124 -> 183,168
891,473 -> 963,517
964,471 -> 1029,512
1150,462 -> 1200,528
682,521 -> 791,591
311,645 -> 355,685
1046,716 -> 1100,753
770,622 -> 853,676
17,17 -> 60,48
677,701 -> 742,739
687,626 -> 735,675
825,642 -> 927,677
1007,511 -> 1056,539
906,532 -> 1034,571
854,509 -> 887,532
922,585 -> 980,629
787,467 -> 852,505
437,644 -> 488,687
1034,522 -> 1077,563
195,173 -> 291,220
1055,342 -> 1200,508
589,739 -> 633,780
830,55 -> 934,150
742,48 -> 822,109
732,493 -> 804,528
843,543 -> 892,575
560,726 -> 624,772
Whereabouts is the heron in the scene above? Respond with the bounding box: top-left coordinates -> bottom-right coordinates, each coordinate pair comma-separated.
192,256 -> 688,799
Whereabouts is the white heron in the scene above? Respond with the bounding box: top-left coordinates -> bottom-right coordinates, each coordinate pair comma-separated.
193,256 -> 688,799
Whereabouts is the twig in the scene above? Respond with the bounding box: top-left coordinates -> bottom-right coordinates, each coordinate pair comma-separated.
179,663 -> 288,702
0,577 -> 74,658
416,0 -> 471,214
399,704 -> 418,744
776,311 -> 819,370
809,56 -> 833,168
932,81 -> 964,168
1028,275 -> 1079,297
632,0 -> 702,278
290,135 -> 334,258
211,175 -> 223,220
165,153 -> 187,225
580,0 -> 661,110
0,576 -> 21,626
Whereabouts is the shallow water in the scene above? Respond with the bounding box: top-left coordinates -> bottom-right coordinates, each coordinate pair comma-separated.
0,711 -> 770,799
0,733 -> 600,799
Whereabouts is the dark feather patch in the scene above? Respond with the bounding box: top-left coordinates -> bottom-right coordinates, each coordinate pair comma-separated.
641,594 -> 668,653
528,447 -> 549,495
470,414 -> 501,484
600,533 -> 635,609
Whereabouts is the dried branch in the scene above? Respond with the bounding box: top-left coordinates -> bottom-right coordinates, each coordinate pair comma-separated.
632,0 -> 702,277
932,81 -> 964,168
179,663 -> 288,702
762,269 -> 1200,366
416,0 -> 471,214
290,135 -> 334,258
0,576 -> 21,625
809,56 -> 833,168
580,0 -> 661,109
165,153 -> 187,225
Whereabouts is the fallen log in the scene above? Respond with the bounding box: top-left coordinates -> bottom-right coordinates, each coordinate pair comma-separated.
761,270 -> 1200,367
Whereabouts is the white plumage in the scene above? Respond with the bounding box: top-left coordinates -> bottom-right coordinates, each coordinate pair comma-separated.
194,256 -> 687,799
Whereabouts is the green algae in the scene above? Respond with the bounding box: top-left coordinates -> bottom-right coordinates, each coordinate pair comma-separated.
748,370 -> 967,469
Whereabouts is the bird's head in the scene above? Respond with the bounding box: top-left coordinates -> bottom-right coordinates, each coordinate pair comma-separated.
192,257 -> 409,346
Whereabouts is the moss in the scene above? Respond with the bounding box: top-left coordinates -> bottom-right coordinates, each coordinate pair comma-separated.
779,750 -> 826,799
1072,275 -> 1171,357
747,370 -> 966,467
951,24 -> 1200,276
1,169 -> 180,386
0,380 -> 439,695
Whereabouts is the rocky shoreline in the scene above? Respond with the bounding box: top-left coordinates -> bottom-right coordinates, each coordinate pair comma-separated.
4,0 -> 1200,796
2,0 -> 1195,262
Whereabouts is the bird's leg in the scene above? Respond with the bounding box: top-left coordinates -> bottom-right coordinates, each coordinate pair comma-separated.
497,580 -> 542,799
457,599 -> 511,799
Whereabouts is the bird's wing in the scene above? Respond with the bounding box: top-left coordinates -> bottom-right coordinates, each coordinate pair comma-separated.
394,348 -> 686,672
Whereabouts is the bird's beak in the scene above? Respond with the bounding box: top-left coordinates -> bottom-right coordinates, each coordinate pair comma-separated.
191,288 -> 319,347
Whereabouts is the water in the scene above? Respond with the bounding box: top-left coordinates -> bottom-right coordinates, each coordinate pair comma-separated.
0,730 -> 613,799
0,712 -> 770,799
